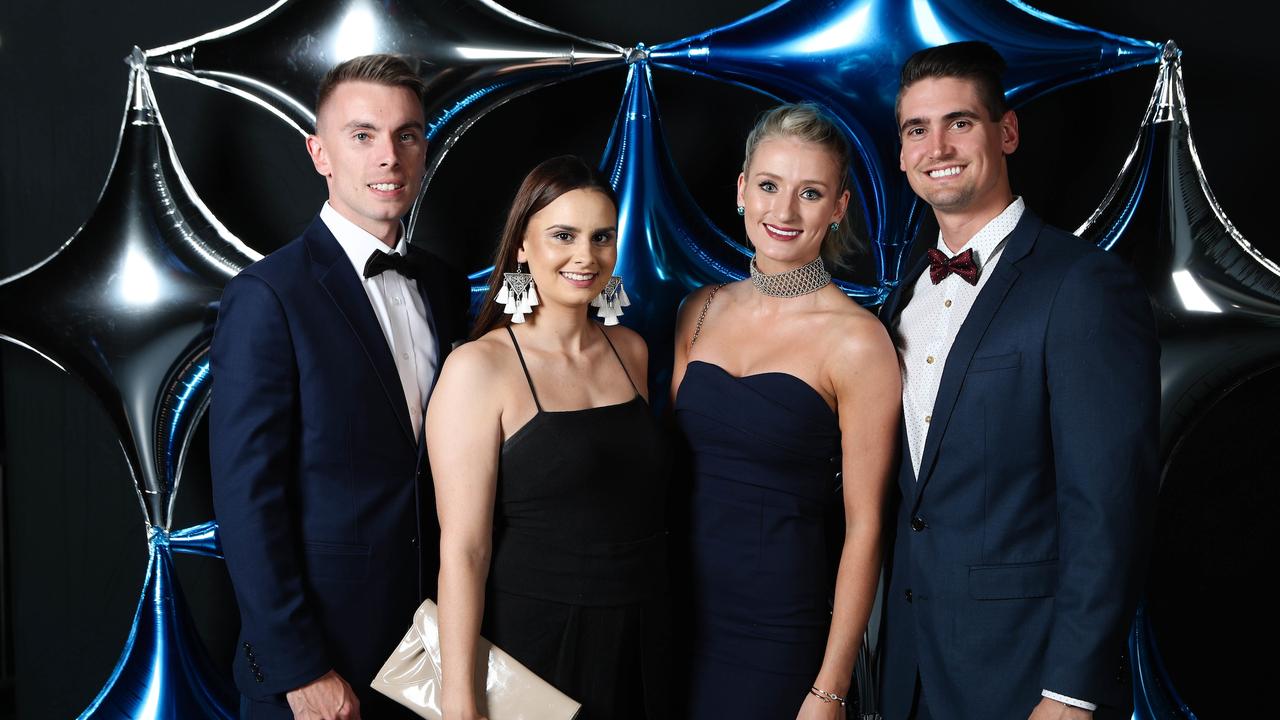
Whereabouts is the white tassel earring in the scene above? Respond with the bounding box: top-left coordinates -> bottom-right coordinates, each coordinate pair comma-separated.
496,262 -> 537,323
591,276 -> 631,326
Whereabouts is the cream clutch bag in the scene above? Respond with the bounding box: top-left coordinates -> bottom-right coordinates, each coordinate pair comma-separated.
371,599 -> 582,720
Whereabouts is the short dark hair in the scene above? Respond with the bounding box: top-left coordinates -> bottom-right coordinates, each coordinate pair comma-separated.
315,54 -> 426,117
470,156 -> 619,340
896,41 -> 1008,124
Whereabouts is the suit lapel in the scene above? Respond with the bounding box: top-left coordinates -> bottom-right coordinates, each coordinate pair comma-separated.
305,218 -> 416,447
910,211 -> 1043,508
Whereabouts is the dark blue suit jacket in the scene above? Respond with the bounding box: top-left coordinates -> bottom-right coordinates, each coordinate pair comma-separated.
878,209 -> 1159,720
209,217 -> 468,716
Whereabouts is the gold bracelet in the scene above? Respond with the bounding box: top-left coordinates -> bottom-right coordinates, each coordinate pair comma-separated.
809,686 -> 847,706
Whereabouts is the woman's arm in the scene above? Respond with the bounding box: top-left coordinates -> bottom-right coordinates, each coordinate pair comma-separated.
427,343 -> 505,720
670,285 -> 715,406
801,316 -> 901,719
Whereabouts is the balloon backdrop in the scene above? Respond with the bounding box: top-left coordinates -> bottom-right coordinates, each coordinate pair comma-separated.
651,0 -> 1165,300
5,1 -> 1274,718
142,0 -> 626,239
0,53 -> 253,717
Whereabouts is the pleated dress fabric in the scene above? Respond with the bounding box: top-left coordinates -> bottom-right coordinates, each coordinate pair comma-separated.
483,327 -> 669,720
675,359 -> 842,718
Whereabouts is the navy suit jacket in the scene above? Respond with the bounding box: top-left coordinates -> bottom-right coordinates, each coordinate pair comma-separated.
209,216 -> 469,712
878,209 -> 1159,720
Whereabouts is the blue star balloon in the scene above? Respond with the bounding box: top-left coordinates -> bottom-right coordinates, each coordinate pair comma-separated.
596,55 -> 886,401
143,0 -> 626,237
0,54 -> 252,718
650,0 -> 1164,297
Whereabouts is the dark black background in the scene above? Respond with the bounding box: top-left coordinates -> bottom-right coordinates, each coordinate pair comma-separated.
0,1 -> 1272,717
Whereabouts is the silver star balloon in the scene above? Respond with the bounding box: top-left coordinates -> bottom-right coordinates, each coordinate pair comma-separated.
0,52 -> 257,718
1075,42 -> 1280,720
1075,41 -> 1280,456
142,0 -> 626,234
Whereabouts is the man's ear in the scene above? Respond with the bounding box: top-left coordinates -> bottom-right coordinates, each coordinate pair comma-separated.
305,134 -> 330,177
1000,110 -> 1020,156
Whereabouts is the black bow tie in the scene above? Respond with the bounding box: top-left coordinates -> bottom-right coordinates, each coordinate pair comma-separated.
363,249 -> 422,280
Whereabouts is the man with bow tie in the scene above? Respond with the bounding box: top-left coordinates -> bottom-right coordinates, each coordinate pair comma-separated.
210,54 -> 469,720
878,42 -> 1159,720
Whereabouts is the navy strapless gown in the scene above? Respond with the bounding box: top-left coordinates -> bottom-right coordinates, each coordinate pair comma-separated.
675,360 -> 842,718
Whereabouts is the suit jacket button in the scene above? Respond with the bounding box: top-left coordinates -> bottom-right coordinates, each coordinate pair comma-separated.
910,516 -> 926,532
905,589 -> 913,603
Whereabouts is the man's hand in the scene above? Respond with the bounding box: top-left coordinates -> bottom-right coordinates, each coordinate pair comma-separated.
1028,697 -> 1092,720
286,670 -> 360,720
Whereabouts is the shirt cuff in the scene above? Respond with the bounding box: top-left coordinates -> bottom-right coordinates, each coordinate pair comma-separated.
1041,690 -> 1097,712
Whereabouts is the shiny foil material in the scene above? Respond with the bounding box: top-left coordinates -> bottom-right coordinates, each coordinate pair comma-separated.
142,0 -> 626,236
0,56 -> 249,718
651,0 -> 1164,295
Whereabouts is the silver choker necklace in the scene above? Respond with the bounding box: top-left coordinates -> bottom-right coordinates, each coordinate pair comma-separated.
749,255 -> 831,298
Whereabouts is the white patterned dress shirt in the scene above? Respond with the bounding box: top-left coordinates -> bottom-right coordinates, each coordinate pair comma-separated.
321,202 -> 438,440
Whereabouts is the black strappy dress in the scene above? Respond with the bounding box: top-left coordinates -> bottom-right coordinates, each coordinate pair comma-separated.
483,326 -> 669,720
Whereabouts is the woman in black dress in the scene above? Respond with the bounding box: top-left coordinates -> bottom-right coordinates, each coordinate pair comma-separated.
671,104 -> 901,718
428,156 -> 667,720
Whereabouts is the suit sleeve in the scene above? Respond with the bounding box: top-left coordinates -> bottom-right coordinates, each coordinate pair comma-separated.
1041,249 -> 1160,704
210,273 -> 332,696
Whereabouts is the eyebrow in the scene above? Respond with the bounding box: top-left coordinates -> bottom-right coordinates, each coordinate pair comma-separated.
753,171 -> 831,188
899,109 -> 981,133
544,224 -> 618,234
340,120 -> 426,132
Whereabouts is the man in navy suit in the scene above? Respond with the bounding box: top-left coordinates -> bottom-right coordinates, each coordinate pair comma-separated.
878,42 -> 1159,720
210,55 -> 468,719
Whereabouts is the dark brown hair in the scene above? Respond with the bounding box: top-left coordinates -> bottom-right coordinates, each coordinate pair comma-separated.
469,156 -> 619,340
895,41 -> 1009,124
315,54 -> 426,117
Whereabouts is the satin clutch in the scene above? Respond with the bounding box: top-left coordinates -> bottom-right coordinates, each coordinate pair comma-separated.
371,599 -> 581,720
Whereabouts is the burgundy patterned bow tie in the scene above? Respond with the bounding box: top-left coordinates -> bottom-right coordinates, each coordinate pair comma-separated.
927,247 -> 979,285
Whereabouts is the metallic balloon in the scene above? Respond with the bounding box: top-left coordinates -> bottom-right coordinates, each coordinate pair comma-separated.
0,53 -> 259,530
78,525 -> 234,720
1129,603 -> 1197,720
0,55 -> 251,718
649,0 -> 1164,298
1075,41 -> 1280,457
1073,42 -> 1280,718
142,0 -> 626,236
599,57 -> 746,401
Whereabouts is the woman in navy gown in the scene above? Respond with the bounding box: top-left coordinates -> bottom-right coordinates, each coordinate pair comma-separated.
429,156 -> 668,720
672,104 -> 901,718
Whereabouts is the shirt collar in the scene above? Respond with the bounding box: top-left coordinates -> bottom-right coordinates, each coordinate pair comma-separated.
935,196 -> 1025,266
319,202 -> 409,278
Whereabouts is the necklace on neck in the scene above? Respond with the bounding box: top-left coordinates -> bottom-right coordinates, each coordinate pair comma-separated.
749,255 -> 831,298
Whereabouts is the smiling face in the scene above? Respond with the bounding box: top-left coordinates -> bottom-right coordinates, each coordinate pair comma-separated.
898,76 -> 1018,223
306,80 -> 427,245
516,188 -> 618,310
737,136 -> 849,270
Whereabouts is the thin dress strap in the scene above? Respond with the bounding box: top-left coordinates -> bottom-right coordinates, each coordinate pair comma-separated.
596,323 -> 641,396
689,283 -> 727,350
506,326 -> 543,412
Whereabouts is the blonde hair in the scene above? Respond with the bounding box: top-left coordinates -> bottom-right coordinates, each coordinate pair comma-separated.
742,103 -> 861,267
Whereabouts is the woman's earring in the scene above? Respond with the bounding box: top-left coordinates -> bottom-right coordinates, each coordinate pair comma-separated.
591,276 -> 631,326
829,221 -> 840,232
496,261 -> 537,323
736,205 -> 745,216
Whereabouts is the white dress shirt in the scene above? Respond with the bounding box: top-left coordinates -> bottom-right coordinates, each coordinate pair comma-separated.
320,202 -> 438,440
895,196 -> 1096,713
898,197 -> 1024,478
